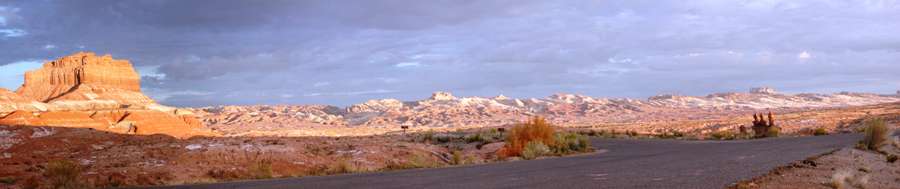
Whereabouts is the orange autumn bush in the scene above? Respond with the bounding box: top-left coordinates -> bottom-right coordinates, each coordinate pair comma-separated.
499,117 -> 557,157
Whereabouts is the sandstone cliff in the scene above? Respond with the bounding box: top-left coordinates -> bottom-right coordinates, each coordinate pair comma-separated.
15,52 -> 154,110
0,52 -> 208,138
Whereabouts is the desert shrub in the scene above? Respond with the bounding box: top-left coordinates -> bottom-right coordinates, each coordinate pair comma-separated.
710,130 -> 736,140
521,141 -> 550,160
45,160 -> 85,189
326,159 -> 359,174
578,129 -> 599,137
657,130 -> 685,139
765,127 -> 780,138
487,128 -> 504,140
421,130 -> 435,143
887,154 -> 898,163
861,118 -> 889,151
550,133 -> 591,155
465,133 -> 485,143
501,117 -> 556,157
251,158 -> 274,179
450,150 -> 464,165
813,128 -> 829,136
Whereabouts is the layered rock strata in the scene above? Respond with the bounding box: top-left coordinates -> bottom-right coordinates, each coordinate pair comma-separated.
0,52 -> 206,138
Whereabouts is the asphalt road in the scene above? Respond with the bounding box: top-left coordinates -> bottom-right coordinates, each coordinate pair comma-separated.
155,134 -> 860,189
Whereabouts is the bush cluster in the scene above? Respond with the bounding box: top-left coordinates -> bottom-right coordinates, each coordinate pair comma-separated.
550,132 -> 590,154
500,117 -> 593,159
500,117 -> 557,157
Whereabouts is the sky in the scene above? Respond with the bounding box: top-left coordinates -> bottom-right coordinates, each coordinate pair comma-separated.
0,0 -> 899,107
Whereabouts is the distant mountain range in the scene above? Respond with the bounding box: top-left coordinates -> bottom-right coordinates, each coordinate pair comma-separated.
195,88 -> 900,130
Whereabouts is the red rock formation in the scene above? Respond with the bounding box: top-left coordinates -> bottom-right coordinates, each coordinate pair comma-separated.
37,111 -> 107,128
119,110 -> 204,137
0,88 -> 47,113
0,52 -> 210,138
0,110 -> 44,126
15,52 -> 153,106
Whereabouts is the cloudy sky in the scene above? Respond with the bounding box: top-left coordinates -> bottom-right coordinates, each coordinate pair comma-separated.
1,0 -> 899,107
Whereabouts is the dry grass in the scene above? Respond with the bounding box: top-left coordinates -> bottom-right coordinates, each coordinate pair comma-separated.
326,158 -> 361,174
861,118 -> 889,151
500,117 -> 556,157
384,153 -> 442,170
829,169 -> 869,189
45,159 -> 85,189
450,150 -> 464,165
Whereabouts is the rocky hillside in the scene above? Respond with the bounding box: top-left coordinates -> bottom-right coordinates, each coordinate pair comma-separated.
0,52 -> 208,138
197,87 -> 900,131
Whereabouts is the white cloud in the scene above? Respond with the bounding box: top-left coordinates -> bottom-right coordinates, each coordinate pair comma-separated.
0,60 -> 44,90
147,90 -> 214,101
607,57 -> 634,64
376,77 -> 399,83
304,89 -> 395,97
797,51 -> 812,59
394,62 -> 421,68
43,44 -> 56,50
313,81 -> 331,87
0,16 -> 6,26
0,29 -> 26,38
136,65 -> 166,80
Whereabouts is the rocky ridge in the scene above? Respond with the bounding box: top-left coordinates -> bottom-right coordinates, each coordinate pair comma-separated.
197,89 -> 900,134
0,52 -> 207,138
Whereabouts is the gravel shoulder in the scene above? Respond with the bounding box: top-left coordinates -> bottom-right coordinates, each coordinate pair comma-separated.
733,132 -> 900,189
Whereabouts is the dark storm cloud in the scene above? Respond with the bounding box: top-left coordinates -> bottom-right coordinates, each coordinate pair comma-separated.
1,0 -> 899,106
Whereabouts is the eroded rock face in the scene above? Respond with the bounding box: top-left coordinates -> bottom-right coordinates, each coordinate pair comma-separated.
15,52 -> 153,106
0,89 -> 48,113
0,52 -> 208,138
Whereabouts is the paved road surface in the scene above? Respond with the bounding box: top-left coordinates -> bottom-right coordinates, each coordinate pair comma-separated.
154,134 -> 860,189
